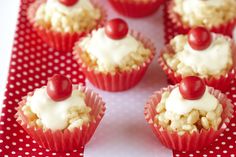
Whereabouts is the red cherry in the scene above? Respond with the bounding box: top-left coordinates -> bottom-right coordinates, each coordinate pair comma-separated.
105,18 -> 129,40
47,74 -> 72,101
59,0 -> 78,6
179,76 -> 206,100
188,27 -> 212,50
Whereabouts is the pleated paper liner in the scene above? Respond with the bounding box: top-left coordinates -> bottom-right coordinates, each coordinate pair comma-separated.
27,0 -> 107,52
108,0 -> 164,18
73,30 -> 156,92
15,85 -> 106,151
158,38 -> 236,92
164,0 -> 236,44
144,85 -> 234,151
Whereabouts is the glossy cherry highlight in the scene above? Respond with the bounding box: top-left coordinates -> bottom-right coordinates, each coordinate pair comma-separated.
105,18 -> 128,40
179,76 -> 206,100
47,74 -> 72,101
59,0 -> 78,6
188,27 -> 212,50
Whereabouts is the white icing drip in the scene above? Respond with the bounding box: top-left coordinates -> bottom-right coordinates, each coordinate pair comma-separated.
165,87 -> 218,115
46,0 -> 95,15
26,87 -> 87,131
176,34 -> 232,75
182,0 -> 225,14
79,28 -> 140,67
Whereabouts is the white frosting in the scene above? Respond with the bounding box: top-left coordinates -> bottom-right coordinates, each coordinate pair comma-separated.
45,0 -> 95,15
176,34 -> 232,75
166,87 -> 218,115
79,28 -> 140,67
26,87 -> 87,131
182,0 -> 225,15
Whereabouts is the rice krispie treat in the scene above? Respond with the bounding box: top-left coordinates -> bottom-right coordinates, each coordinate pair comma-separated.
21,74 -> 91,131
163,27 -> 233,78
108,0 -> 164,18
154,76 -> 223,135
73,18 -> 155,91
173,0 -> 236,28
77,18 -> 151,73
35,0 -> 101,33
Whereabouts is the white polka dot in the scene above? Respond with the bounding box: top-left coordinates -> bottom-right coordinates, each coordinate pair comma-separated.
54,59 -> 59,63
9,84 -> 14,88
227,136 -> 232,140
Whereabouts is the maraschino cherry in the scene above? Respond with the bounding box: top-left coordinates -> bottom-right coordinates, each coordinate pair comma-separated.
47,74 -> 72,101
59,0 -> 78,6
179,76 -> 206,100
105,18 -> 128,40
188,27 -> 212,50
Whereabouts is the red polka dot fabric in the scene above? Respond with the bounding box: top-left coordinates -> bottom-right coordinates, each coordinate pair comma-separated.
163,1 -> 236,157
0,0 -> 85,156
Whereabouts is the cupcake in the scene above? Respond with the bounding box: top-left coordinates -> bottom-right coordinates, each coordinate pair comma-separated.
167,0 -> 236,36
144,76 -> 233,151
73,18 -> 156,91
15,74 -> 106,151
159,27 -> 236,91
28,0 -> 106,52
108,0 -> 164,18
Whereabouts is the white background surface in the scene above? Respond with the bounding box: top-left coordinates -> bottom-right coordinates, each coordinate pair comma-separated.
0,1 -> 172,156
0,1 -> 21,113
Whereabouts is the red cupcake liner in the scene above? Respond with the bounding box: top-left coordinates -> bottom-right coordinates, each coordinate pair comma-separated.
73,30 -> 156,92
144,85 -> 234,151
158,39 -> 236,92
15,85 -> 106,152
167,0 -> 236,37
27,0 -> 107,52
108,0 -> 164,18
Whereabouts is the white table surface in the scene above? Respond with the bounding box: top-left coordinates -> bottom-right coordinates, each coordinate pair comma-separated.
0,1 -> 21,114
